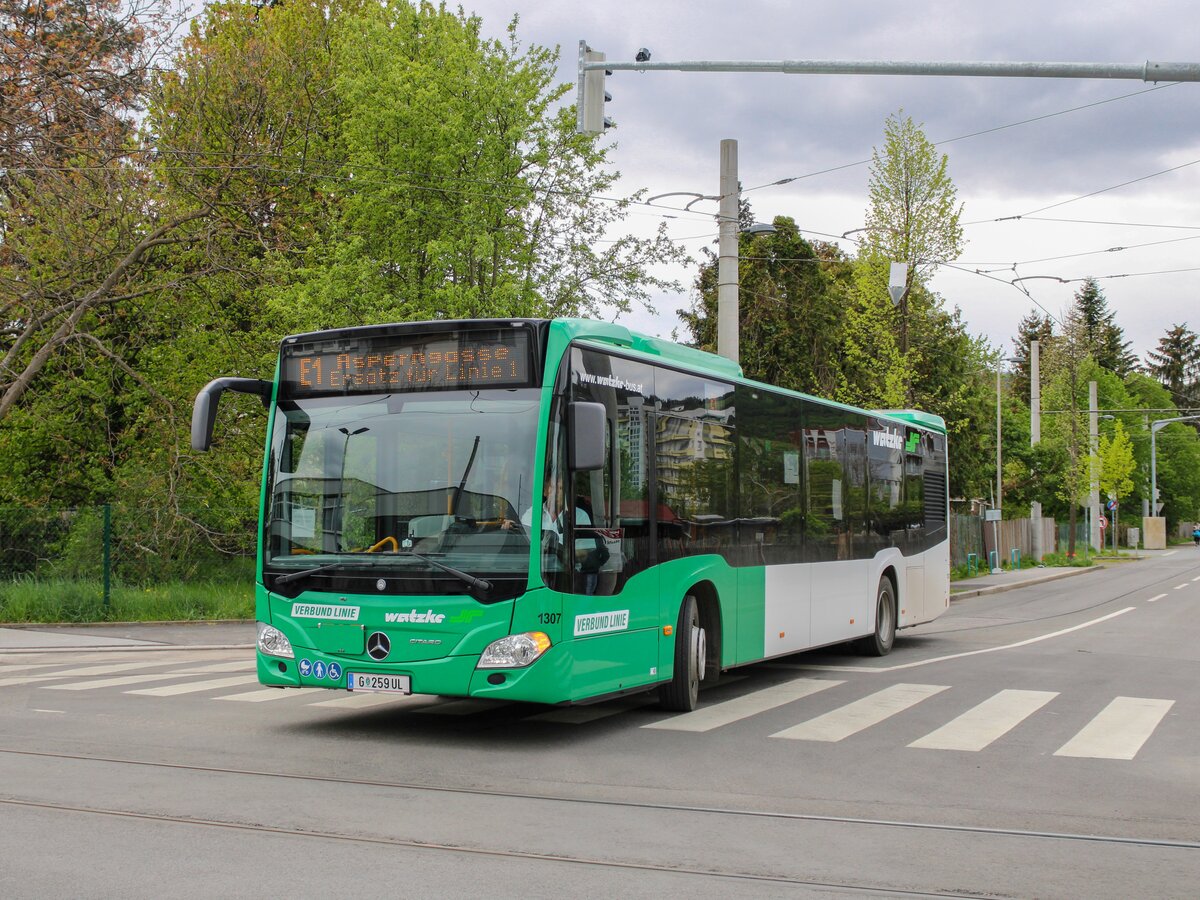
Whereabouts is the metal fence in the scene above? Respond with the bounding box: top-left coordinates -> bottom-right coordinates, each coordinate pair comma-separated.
0,504 -> 256,596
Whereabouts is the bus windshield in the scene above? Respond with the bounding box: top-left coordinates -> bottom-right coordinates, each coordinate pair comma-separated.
265,388 -> 541,589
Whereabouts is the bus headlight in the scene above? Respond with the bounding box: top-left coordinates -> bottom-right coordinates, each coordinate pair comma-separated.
477,632 -> 551,669
257,621 -> 294,658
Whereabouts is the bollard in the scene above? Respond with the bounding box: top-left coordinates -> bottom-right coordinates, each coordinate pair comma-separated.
1010,548 -> 1021,569
967,552 -> 978,577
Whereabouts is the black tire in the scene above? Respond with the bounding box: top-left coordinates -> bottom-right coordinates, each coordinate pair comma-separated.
857,576 -> 896,657
658,594 -> 704,711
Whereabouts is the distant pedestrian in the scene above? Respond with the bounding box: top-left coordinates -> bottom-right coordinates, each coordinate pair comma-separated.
1193,525 -> 1200,547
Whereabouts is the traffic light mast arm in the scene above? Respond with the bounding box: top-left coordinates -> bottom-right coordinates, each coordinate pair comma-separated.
576,49 -> 1200,134
583,57 -> 1200,80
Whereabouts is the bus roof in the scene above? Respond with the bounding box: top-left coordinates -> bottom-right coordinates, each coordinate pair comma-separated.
277,317 -> 945,435
554,319 -> 947,436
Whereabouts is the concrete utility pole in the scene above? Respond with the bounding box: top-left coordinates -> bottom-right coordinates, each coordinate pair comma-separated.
717,139 -> 740,363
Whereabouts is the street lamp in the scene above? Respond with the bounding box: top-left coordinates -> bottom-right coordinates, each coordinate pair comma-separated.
1150,414 -> 1200,518
992,355 -> 1021,572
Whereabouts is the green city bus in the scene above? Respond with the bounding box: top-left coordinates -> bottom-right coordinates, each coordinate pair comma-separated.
193,318 -> 950,711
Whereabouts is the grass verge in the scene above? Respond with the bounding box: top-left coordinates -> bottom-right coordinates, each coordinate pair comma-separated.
0,577 -> 253,624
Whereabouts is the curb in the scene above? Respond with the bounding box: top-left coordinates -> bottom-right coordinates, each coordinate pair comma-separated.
950,564 -> 1102,600
0,643 -> 256,655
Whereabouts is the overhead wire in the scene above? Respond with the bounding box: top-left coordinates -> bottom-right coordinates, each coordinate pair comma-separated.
742,82 -> 1181,195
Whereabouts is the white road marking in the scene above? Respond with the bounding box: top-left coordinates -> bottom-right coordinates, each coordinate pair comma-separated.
1174,584 -> 1189,590
125,675 -> 260,697
908,689 -> 1059,751
643,678 -> 844,733
771,608 -> 1138,674
0,660 -> 174,687
770,683 -> 949,742
1147,594 -> 1168,602
45,672 -> 209,691
1054,697 -> 1175,760
215,688 -> 309,703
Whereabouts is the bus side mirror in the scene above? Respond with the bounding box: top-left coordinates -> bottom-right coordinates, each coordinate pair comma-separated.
192,377 -> 273,451
568,401 -> 606,471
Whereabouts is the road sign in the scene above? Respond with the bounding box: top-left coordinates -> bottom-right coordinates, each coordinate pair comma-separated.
1099,514 -> 1108,529
1106,499 -> 1117,511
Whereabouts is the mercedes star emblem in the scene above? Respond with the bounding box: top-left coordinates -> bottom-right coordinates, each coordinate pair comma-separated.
366,631 -> 391,660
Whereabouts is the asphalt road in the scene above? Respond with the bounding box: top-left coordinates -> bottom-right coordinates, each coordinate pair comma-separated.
1,551 -> 1198,898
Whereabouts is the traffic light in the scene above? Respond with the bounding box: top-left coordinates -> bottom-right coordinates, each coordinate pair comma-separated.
577,41 -> 612,134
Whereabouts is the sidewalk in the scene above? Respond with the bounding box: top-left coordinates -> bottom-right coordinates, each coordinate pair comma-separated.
949,563 -> 1101,599
0,620 -> 254,653
949,546 -> 1186,599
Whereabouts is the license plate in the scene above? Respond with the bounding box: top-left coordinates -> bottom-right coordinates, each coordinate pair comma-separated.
346,672 -> 411,694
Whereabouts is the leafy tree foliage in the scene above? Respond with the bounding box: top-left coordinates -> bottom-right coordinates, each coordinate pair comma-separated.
1145,323 -> 1200,410
679,216 -> 851,397
860,111 -> 964,364
1010,311 -> 1055,405
0,0 -> 687,571
1066,277 -> 1137,376
1098,420 -> 1136,509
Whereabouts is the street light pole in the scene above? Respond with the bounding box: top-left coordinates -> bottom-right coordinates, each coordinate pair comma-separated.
1150,414 -> 1200,518
1030,339 -> 1043,562
993,355 -> 1020,572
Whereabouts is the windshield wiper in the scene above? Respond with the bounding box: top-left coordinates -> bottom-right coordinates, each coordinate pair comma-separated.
398,551 -> 492,593
273,562 -> 346,585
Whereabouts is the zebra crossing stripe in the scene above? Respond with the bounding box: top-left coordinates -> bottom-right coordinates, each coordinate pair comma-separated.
125,675 -> 260,697
0,660 -> 174,688
1054,697 -> 1175,760
770,683 -> 949,742
44,672 -> 205,691
215,688 -> 305,703
643,678 -> 844,733
908,689 -> 1059,751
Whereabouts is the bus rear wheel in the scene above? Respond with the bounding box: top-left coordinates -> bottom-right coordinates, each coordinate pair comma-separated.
658,594 -> 704,711
857,576 -> 896,657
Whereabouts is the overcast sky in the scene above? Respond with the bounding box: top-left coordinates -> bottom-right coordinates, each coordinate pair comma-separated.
454,0 -> 1200,364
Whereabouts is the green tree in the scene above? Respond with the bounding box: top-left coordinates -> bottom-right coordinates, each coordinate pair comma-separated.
250,0 -> 684,333
1010,310 -> 1055,406
859,111 -> 964,363
0,0 -> 183,425
679,215 -> 850,397
1145,323 -> 1200,410
1067,277 -> 1137,376
1098,419 -> 1136,549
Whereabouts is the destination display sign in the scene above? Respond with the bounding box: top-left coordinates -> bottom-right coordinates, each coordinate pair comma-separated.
281,329 -> 533,395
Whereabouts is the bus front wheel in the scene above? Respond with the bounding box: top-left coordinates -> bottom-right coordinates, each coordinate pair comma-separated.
857,576 -> 896,657
658,594 -> 704,711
